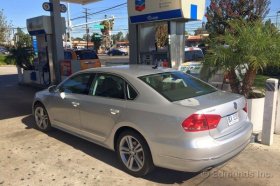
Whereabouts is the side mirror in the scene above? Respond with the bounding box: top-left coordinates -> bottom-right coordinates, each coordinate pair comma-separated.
48,85 -> 57,93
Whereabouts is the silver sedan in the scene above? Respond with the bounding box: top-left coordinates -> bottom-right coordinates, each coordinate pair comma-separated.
33,65 -> 253,177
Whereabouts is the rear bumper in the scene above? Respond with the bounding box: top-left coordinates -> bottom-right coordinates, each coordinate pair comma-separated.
152,121 -> 253,172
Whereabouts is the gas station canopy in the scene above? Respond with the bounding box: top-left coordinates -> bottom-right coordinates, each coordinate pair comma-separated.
61,0 -> 101,5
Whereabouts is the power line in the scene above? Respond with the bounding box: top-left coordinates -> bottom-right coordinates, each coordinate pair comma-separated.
71,2 -> 127,21
88,3 -> 127,16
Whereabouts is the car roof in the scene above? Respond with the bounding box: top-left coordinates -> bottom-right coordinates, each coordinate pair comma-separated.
82,65 -> 176,77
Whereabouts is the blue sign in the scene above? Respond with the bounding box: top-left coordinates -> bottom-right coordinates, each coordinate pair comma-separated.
190,4 -> 198,20
135,0 -> 145,12
32,37 -> 38,56
130,9 -> 182,23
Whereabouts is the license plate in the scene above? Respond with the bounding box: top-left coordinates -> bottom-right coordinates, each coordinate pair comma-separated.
227,113 -> 239,126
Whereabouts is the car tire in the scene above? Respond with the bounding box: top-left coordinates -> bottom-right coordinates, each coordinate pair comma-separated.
116,130 -> 154,177
34,103 -> 52,132
110,53 -> 113,56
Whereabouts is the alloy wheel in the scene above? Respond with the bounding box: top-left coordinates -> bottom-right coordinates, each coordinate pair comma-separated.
119,135 -> 145,172
34,106 -> 49,130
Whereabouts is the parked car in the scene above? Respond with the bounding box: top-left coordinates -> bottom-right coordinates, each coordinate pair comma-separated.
64,49 -> 101,70
179,47 -> 204,75
33,65 -> 252,177
107,48 -> 128,56
0,47 -> 9,55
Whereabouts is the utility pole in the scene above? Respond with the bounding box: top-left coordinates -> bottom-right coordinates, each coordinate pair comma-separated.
66,3 -> 72,48
83,8 -> 90,49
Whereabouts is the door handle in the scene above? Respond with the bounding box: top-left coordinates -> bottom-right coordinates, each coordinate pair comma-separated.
71,102 -> 80,107
110,109 -> 120,115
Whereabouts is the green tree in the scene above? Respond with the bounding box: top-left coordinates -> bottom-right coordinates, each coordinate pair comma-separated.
111,31 -> 124,44
91,33 -> 102,52
205,0 -> 270,36
4,28 -> 33,68
194,28 -> 208,36
100,19 -> 114,35
0,9 -> 11,43
124,32 -> 129,41
100,19 -> 114,48
74,37 -> 84,41
5,46 -> 34,69
14,28 -> 32,47
205,20 -> 280,98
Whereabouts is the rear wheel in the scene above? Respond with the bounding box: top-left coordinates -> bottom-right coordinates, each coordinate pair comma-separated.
116,130 -> 154,177
34,103 -> 52,132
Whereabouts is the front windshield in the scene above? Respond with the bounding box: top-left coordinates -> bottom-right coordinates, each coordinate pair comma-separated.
139,71 -> 217,102
185,50 -> 204,62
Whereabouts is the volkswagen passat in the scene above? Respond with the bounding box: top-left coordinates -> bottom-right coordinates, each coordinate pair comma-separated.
33,65 -> 252,177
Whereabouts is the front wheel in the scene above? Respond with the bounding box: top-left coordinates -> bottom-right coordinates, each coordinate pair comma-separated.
116,130 -> 154,177
34,103 -> 52,132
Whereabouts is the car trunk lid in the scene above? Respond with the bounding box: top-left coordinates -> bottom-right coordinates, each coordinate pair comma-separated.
174,91 -> 247,139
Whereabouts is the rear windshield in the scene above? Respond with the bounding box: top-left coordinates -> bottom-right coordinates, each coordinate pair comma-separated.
75,50 -> 98,60
139,71 -> 217,102
185,50 -> 204,62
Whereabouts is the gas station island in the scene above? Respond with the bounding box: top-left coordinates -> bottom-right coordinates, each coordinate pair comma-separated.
20,0 -> 206,87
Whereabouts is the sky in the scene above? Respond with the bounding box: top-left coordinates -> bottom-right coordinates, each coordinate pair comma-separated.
0,0 -> 280,37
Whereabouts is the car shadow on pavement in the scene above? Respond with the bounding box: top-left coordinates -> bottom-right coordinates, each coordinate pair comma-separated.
22,115 -> 199,184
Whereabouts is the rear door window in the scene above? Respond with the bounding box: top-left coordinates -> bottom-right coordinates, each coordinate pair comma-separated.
139,71 -> 217,102
90,74 -> 125,99
126,83 -> 138,100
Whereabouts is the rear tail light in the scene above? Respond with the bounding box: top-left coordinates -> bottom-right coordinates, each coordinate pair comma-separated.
243,100 -> 248,113
182,114 -> 221,132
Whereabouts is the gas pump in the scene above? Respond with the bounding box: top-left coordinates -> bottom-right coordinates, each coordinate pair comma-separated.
26,16 -> 65,86
128,0 -> 205,69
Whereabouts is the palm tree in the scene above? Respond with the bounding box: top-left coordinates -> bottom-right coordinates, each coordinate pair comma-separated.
204,20 -> 280,98
6,46 -> 34,70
